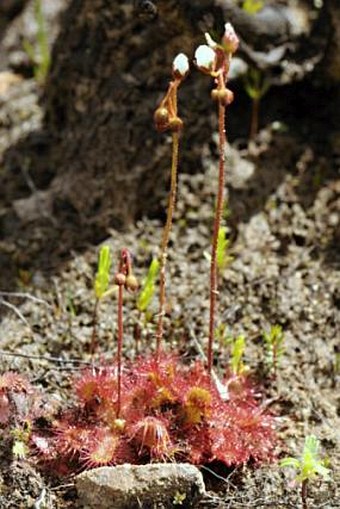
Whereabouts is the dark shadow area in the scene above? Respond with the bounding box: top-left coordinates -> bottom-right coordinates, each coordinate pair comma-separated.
0,0 -> 28,40
227,79 -> 339,266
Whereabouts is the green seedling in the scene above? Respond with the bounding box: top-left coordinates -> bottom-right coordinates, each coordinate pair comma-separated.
12,440 -> 28,460
94,246 -> 112,300
217,226 -> 233,272
263,324 -> 284,376
204,226 -> 233,273
11,420 -> 32,460
135,257 -> 160,350
66,290 -> 77,318
215,322 -> 229,348
280,435 -> 331,509
91,245 -> 112,355
173,492 -> 186,505
137,257 -> 160,316
242,0 -> 264,15
214,329 -> 248,376
22,0 -> 51,84
243,66 -> 270,140
230,335 -> 247,376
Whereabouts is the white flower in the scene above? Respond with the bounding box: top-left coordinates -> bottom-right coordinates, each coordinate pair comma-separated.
194,45 -> 216,72
172,53 -> 189,77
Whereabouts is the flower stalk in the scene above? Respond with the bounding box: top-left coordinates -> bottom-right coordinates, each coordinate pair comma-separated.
208,85 -> 227,373
156,128 -> 179,357
195,24 -> 239,373
114,249 -> 138,417
154,54 -> 188,358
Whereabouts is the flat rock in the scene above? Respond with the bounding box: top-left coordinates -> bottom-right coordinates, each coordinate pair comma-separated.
75,463 -> 206,509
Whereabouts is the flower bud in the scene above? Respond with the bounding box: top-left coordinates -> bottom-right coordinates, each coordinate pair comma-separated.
154,107 -> 170,132
211,89 -> 219,102
222,22 -> 239,54
211,87 -> 234,105
219,88 -> 234,105
194,44 -> 216,74
172,53 -> 189,79
114,272 -> 126,286
169,116 -> 183,132
224,88 -> 234,105
125,274 -> 139,292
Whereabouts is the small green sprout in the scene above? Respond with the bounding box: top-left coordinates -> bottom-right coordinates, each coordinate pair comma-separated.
137,258 -> 159,315
94,245 -> 112,300
66,290 -> 77,318
215,322 -> 229,348
217,226 -> 233,272
263,324 -> 284,376
12,440 -> 28,460
280,435 -> 331,509
204,226 -> 233,274
230,335 -> 247,376
134,257 -> 159,351
91,245 -> 113,355
243,66 -> 271,140
11,423 -> 32,460
22,0 -> 51,84
173,491 -> 186,505
242,0 -> 264,15
214,328 -> 247,375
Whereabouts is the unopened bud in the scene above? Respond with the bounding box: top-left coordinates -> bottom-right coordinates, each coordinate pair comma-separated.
154,107 -> 170,132
211,89 -> 219,102
125,274 -> 139,292
169,116 -> 183,132
114,272 -> 126,286
172,53 -> 189,79
219,88 -> 234,105
222,23 -> 239,54
224,88 -> 234,104
194,44 -> 216,74
211,88 -> 234,105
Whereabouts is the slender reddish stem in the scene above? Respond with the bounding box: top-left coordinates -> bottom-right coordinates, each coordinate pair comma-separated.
90,298 -> 99,357
117,284 -> 123,417
208,94 -> 226,374
156,88 -> 180,358
301,480 -> 308,509
250,97 -> 259,140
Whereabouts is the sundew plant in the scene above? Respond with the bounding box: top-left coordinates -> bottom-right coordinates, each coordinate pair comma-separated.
0,23 -> 278,476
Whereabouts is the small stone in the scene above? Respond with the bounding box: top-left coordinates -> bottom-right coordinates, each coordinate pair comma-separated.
13,190 -> 54,223
0,71 -> 22,96
75,463 -> 206,509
